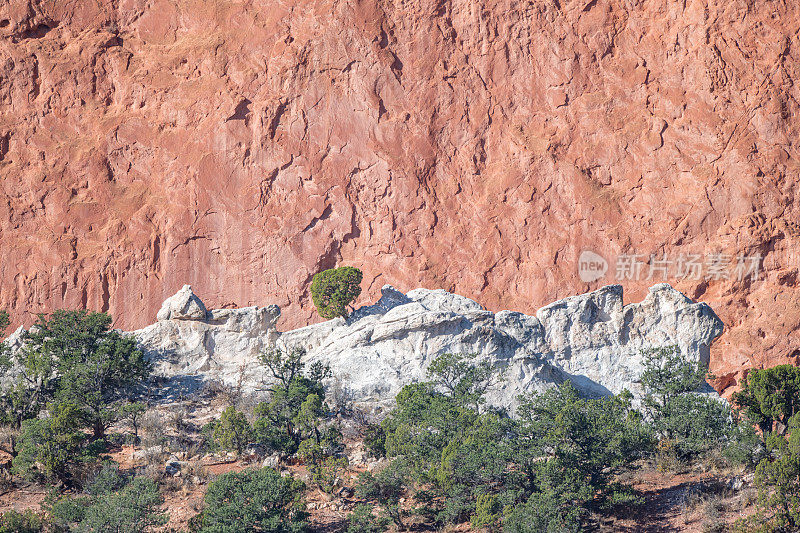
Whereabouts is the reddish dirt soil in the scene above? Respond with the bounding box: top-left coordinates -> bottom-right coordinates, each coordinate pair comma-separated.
0,444 -> 758,533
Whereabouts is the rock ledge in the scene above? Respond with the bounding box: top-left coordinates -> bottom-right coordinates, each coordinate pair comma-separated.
132,283 -> 723,409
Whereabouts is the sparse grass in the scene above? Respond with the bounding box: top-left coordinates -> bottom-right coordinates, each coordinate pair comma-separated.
168,406 -> 191,435
142,462 -> 165,483
183,461 -> 209,486
141,410 -> 166,449
0,469 -> 11,495
739,487 -> 757,509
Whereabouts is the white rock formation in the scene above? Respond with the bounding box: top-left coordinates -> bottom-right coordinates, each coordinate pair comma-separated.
279,283 -> 723,408
131,283 -> 723,409
136,288 -> 281,395
156,284 -> 209,321
4,325 -> 26,353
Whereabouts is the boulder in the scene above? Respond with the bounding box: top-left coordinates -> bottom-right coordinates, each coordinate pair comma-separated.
164,456 -> 186,476
132,445 -> 165,462
262,455 -> 280,469
4,325 -> 25,353
156,285 -> 208,321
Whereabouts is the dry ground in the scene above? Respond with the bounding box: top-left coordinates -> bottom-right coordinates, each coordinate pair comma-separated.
0,394 -> 760,532
0,447 -> 758,532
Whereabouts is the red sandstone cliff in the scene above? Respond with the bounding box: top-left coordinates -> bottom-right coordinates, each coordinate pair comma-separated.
0,0 -> 798,392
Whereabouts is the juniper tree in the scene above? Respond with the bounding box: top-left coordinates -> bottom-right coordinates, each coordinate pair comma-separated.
641,345 -> 739,462
733,364 -> 800,435
309,267 -> 362,319
16,310 -> 151,440
196,468 -> 308,533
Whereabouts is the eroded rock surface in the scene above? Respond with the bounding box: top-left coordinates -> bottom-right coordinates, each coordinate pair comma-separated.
1,0 -> 798,393
156,284 -> 208,321
132,284 -> 723,409
136,286 -> 281,395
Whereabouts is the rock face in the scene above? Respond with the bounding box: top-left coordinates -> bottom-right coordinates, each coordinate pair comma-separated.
134,284 -> 723,409
1,0 -> 799,394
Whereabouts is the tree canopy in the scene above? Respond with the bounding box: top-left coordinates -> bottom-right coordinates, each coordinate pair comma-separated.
197,468 -> 308,533
0,310 -> 150,440
733,364 -> 800,434
641,345 -> 742,462
309,267 -> 363,319
0,310 -> 151,484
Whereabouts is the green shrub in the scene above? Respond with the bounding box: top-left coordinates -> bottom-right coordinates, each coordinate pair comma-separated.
297,439 -> 324,465
514,383 -> 652,512
346,504 -> 389,533
641,346 -> 739,463
362,423 -> 386,459
359,348 -> 759,532
294,394 -> 326,443
355,467 -> 408,530
252,416 -> 295,456
211,406 -> 253,455
749,413 -> 800,531
79,477 -> 167,533
309,267 -> 362,319
377,353 -> 512,526
254,348 -> 333,456
46,494 -> 91,533
297,432 -> 347,494
85,462 -> 127,496
0,510 -> 43,533
0,309 -> 151,467
733,364 -> 800,434
46,474 -> 165,533
374,351 -> 658,530
310,456 -> 348,494
653,392 -> 736,461
434,413 -> 514,524
426,352 -> 501,411
382,382 -> 478,470
196,468 -> 308,533
725,365 -> 800,531
503,490 -> 582,533
26,310 -> 151,440
470,493 -> 501,530
12,402 -> 90,484
118,402 -> 146,446
723,421 -> 763,468
0,310 -> 57,431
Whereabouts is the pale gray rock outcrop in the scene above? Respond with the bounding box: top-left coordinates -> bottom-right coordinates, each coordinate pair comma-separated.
4,325 -> 26,353
131,283 -> 725,408
135,286 -> 281,395
278,283 -> 723,409
5,283 -> 723,409
156,284 -> 209,321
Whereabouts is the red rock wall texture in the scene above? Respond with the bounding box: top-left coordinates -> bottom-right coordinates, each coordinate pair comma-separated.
1,0 -> 799,392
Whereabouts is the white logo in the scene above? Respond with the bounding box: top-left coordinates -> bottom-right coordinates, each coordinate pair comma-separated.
578,250 -> 608,282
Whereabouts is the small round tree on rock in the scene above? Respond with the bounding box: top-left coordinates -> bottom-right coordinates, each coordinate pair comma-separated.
309,267 -> 363,319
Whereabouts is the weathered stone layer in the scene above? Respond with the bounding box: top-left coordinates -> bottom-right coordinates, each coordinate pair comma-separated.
133,284 -> 723,409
